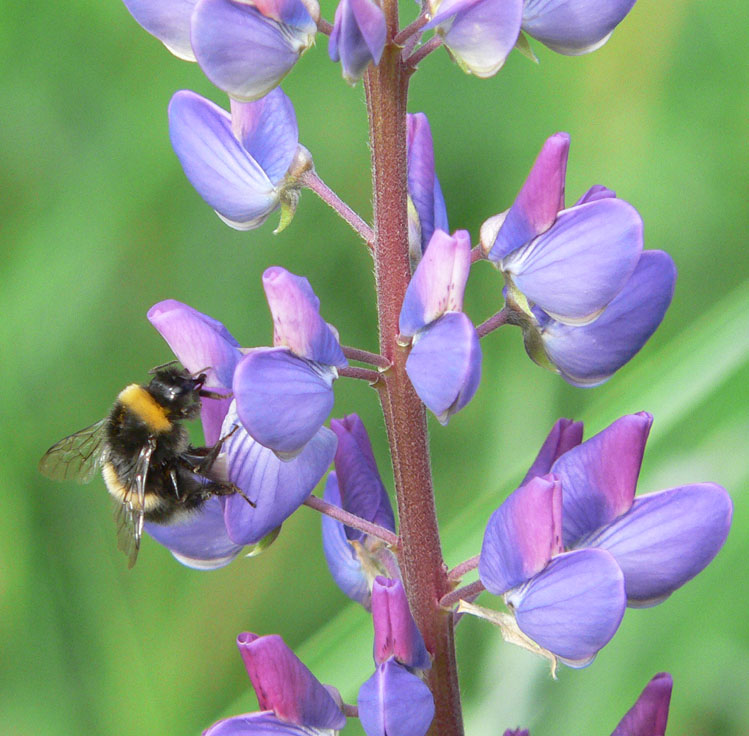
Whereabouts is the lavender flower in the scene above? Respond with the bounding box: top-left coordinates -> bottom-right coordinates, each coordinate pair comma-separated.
123,0 -> 319,99
406,112 -> 449,266
145,299 -> 336,568
204,633 -> 346,735
481,132 -> 674,384
329,0 -> 386,84
399,229 -> 481,423
545,413 -> 733,606
322,415 -> 398,608
478,474 -> 626,667
233,267 -> 347,458
358,577 -> 435,736
522,0 -> 638,56
169,88 -> 310,231
425,0 -> 523,77
612,672 -> 673,736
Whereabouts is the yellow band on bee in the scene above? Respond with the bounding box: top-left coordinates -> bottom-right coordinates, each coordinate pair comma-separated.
118,384 -> 171,433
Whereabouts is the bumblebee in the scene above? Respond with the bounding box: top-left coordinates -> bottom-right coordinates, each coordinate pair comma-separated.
39,364 -> 249,567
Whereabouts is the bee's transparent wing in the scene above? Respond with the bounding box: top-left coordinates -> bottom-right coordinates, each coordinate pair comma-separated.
38,418 -> 109,483
113,440 -> 154,569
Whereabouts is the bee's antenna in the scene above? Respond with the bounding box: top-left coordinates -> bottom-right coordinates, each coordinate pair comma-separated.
148,359 -> 181,374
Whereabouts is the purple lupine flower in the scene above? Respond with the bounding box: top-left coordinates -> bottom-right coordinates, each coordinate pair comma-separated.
329,0 -> 386,84
424,0 -> 523,77
204,632 -> 346,735
192,0 -> 318,101
483,132 -> 643,325
122,0 -> 318,99
322,415 -> 398,608
233,267 -> 347,458
522,0 -> 638,56
145,299 -> 336,569
479,474 -> 626,667
169,88 -> 310,231
122,0 -> 198,60
546,413 -> 733,606
503,730 -> 529,736
481,133 -> 674,384
406,113 -> 449,266
611,672 -> 672,736
358,577 -> 434,736
399,229 -> 482,424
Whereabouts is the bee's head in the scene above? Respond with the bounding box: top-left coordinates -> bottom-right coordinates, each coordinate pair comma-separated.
147,366 -> 204,419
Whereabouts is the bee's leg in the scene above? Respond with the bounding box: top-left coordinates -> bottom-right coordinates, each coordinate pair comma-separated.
190,425 -> 240,475
169,468 -> 181,499
203,480 -> 256,508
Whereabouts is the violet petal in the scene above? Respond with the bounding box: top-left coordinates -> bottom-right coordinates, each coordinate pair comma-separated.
358,659 -> 435,736
539,250 -> 677,386
479,475 -> 563,595
122,0 -> 197,61
237,633 -> 346,730
191,0 -> 316,101
329,0 -> 386,83
168,90 -> 281,230
371,577 -> 431,670
405,312 -> 482,424
503,198 -> 643,324
587,483 -> 733,607
508,548 -> 625,665
488,132 -> 569,261
222,405 -> 336,544
234,348 -> 336,456
522,0 -> 638,56
520,417 -> 583,484
552,412 -> 653,546
611,672 -> 673,736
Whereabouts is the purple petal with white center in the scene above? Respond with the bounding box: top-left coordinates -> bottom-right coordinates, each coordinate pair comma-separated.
329,0 -> 386,84
321,473 -> 372,607
521,418 -> 583,484
502,198 -> 643,324
204,711 -> 326,735
522,0 -> 638,56
479,475 -> 563,595
230,89 -> 298,185
122,0 -> 197,61
191,0 -> 316,101
263,267 -> 347,366
611,672 -> 673,736
234,348 -> 336,456
488,132 -> 569,261
587,484 -> 732,607
236,633 -> 346,730
508,548 -> 625,665
575,184 -> 616,205
147,298 -> 241,443
221,404 -> 336,544
358,659 -> 435,736
552,412 -> 652,546
407,113 -> 449,256
145,497 -> 244,569
331,414 -> 395,539
399,230 -> 471,337
426,0 -> 523,78
406,312 -> 481,424
168,91 -> 281,230
371,577 -> 431,670
539,250 -> 677,387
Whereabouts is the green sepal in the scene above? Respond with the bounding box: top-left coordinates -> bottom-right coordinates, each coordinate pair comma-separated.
514,31 -> 539,63
245,526 -> 281,557
274,188 -> 300,234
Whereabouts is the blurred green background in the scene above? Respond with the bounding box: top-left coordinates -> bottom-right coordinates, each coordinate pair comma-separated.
1,1 -> 747,734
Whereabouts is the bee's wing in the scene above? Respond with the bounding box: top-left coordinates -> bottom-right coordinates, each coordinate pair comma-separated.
113,440 -> 154,569
39,418 -> 109,483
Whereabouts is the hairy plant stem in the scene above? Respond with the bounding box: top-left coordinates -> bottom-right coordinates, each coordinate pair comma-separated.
302,496 -> 399,547
365,7 -> 464,733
